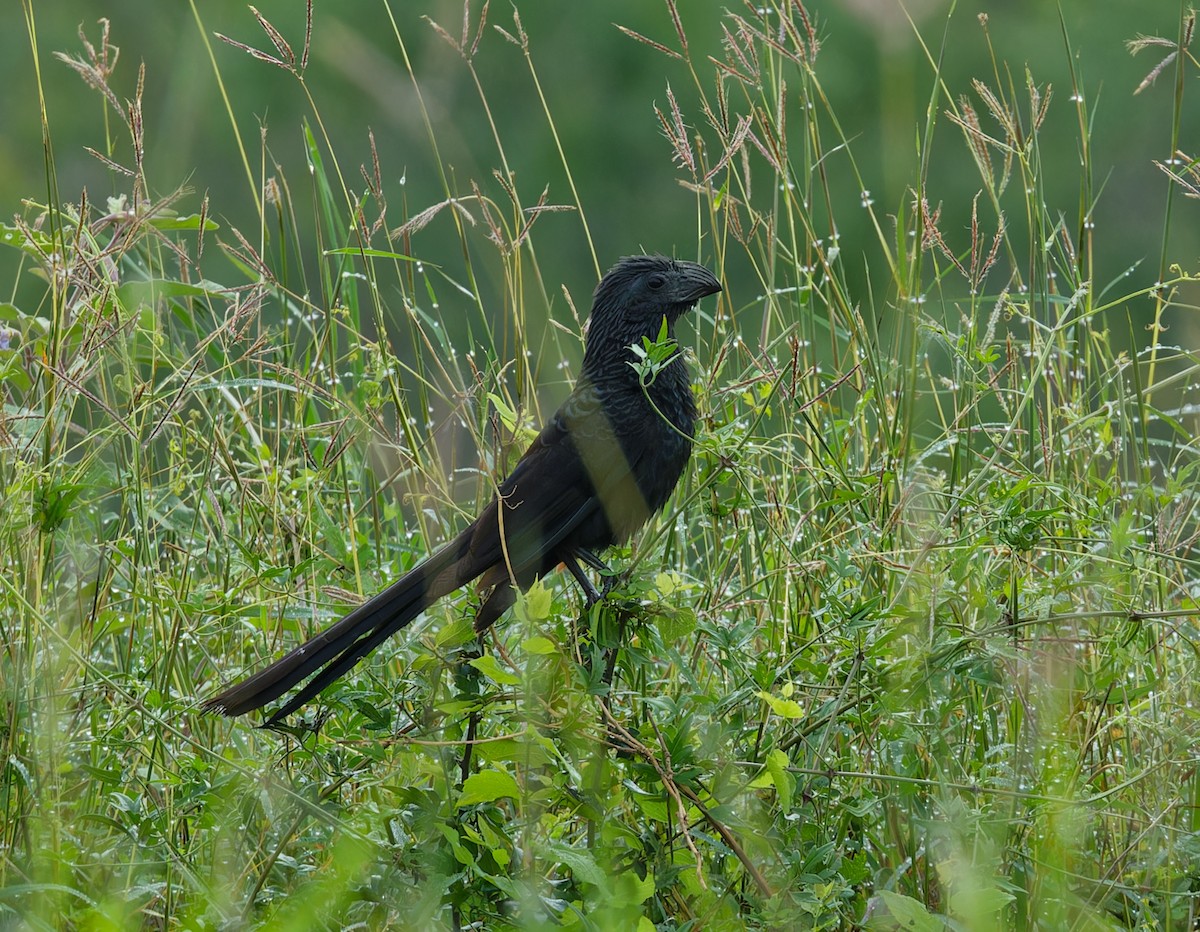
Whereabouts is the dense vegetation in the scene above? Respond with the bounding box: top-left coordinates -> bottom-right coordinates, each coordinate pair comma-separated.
4,2 -> 1200,928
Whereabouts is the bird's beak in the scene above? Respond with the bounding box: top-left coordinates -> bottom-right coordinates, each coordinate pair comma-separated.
676,262 -> 723,304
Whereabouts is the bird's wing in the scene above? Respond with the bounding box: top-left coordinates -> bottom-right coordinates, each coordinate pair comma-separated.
461,383 -> 649,583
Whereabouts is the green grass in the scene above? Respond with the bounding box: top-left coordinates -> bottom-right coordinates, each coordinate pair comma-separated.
4,1 -> 1200,928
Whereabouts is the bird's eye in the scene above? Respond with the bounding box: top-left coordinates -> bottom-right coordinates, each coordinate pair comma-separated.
648,274 -> 666,290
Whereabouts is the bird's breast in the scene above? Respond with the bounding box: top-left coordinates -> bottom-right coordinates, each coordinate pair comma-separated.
620,361 -> 696,514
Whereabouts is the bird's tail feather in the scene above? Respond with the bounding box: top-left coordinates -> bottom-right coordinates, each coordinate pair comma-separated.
203,533 -> 471,722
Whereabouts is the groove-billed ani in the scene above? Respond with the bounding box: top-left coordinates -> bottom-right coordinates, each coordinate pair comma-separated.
204,255 -> 722,724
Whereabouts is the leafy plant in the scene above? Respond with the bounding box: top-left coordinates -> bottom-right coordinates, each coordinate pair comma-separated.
4,1 -> 1200,929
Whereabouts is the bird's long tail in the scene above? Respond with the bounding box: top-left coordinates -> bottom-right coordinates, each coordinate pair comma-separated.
203,531 -> 472,724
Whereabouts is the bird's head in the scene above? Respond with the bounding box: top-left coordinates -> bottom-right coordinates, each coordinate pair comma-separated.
582,257 -> 721,375
590,255 -> 722,332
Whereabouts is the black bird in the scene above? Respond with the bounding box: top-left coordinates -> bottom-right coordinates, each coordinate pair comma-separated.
204,255 -> 722,724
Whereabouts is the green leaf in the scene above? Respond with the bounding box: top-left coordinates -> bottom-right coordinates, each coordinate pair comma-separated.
546,843 -> 607,888
147,213 -> 220,231
654,570 -> 684,596
871,891 -> 942,931
458,769 -> 521,806
468,654 -> 520,686
513,578 -> 552,623
434,617 -> 478,649
655,606 -> 696,643
476,737 -> 551,768
116,280 -> 227,311
948,886 -> 1015,920
756,690 -> 805,720
324,247 -> 419,261
713,177 -> 728,209
487,392 -> 519,432
36,480 -> 83,533
627,318 -> 680,387
0,223 -> 53,259
633,795 -> 670,822
0,349 -> 31,392
764,748 -> 794,812
436,822 -> 476,867
521,635 -> 557,655
613,870 -> 655,906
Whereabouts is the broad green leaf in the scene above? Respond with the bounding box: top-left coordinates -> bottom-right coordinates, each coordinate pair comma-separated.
468,654 -> 520,686
0,223 -> 52,258
521,635 -> 557,655
476,737 -> 551,768
655,607 -> 696,642
871,891 -> 942,931
757,690 -> 804,720
948,886 -> 1015,921
546,843 -> 607,888
434,617 -> 477,648
613,869 -> 655,906
513,577 -> 552,623
458,769 -> 521,806
654,570 -> 683,596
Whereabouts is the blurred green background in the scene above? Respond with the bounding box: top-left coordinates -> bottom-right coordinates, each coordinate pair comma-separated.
3,1 -> 1195,336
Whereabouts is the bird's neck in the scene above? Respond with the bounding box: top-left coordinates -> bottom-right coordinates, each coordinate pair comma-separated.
581,315 -> 679,382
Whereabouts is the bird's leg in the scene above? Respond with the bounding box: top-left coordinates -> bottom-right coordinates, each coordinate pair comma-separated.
601,618 -> 625,689
577,547 -> 621,596
456,631 -> 486,785
460,704 -> 479,785
597,612 -> 632,757
570,549 -> 625,685
574,547 -> 608,573
564,550 -> 612,689
563,551 -> 605,605
567,548 -> 625,752
566,549 -> 627,752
